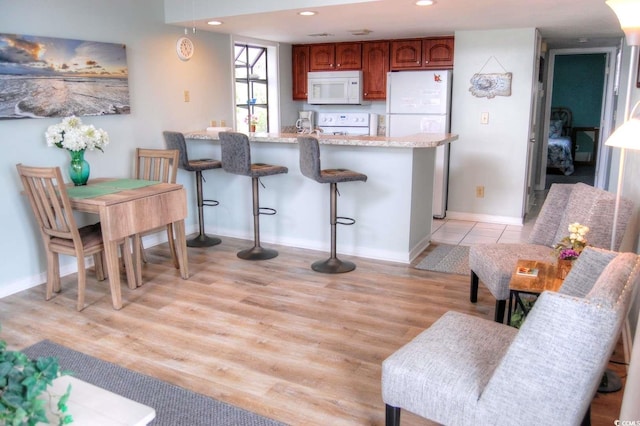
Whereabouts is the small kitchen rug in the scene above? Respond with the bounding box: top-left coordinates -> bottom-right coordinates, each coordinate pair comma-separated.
414,244 -> 470,275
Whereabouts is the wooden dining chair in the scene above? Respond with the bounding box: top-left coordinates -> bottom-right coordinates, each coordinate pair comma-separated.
16,164 -> 135,311
132,148 -> 180,284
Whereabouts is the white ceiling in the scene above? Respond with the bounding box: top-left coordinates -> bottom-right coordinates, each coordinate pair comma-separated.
165,0 -> 625,49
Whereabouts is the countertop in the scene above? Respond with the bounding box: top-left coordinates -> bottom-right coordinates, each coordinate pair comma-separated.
184,130 -> 458,148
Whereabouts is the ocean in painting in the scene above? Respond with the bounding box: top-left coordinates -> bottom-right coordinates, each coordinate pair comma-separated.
0,75 -> 130,119
0,33 -> 130,119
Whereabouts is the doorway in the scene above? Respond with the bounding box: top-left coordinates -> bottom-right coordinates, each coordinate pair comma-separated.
539,46 -> 619,191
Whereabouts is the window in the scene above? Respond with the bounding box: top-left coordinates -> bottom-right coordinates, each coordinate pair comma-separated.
234,43 -> 268,132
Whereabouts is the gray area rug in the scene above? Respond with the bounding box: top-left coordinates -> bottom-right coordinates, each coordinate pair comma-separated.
22,340 -> 286,426
415,244 -> 470,275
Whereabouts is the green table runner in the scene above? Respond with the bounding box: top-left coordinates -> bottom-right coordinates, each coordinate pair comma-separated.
67,179 -> 160,199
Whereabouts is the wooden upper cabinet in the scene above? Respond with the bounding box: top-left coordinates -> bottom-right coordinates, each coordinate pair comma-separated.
390,37 -> 454,70
310,43 -> 362,71
335,43 -> 362,70
309,44 -> 336,71
390,39 -> 422,70
292,44 -> 310,100
422,37 -> 454,69
362,41 -> 389,100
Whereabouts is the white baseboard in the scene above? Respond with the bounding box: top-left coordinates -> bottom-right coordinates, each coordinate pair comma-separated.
445,211 -> 524,226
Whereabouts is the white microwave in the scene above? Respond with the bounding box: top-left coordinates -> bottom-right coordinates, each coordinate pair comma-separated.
307,70 -> 368,105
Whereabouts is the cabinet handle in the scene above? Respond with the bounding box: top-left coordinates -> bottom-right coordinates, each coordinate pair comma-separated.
416,61 -> 420,64
425,60 -> 429,63
337,63 -> 341,67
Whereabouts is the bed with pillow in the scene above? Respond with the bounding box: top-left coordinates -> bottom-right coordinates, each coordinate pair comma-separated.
547,107 -> 574,176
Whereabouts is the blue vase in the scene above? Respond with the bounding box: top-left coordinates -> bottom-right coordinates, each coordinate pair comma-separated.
68,149 -> 90,186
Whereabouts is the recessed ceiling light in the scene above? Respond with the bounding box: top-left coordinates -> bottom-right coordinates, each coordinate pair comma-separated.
578,37 -> 589,43
207,20 -> 223,26
299,11 -> 317,16
416,0 -> 435,5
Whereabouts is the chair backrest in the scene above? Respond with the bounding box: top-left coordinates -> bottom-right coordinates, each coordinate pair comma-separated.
162,131 -> 194,172
297,136 -> 323,182
528,182 -> 633,250
219,131 -> 252,176
16,164 -> 82,250
478,249 -> 640,425
135,148 -> 179,183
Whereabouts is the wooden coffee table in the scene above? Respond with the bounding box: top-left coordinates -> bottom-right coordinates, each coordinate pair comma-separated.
507,259 -> 564,325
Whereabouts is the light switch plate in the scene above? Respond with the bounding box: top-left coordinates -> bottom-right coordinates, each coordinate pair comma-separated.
481,112 -> 489,124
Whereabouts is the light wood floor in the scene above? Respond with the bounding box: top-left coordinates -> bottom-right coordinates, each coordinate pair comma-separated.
0,238 -> 626,425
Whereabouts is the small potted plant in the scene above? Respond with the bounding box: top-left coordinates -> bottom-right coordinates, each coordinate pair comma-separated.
0,331 -> 73,425
244,114 -> 259,132
553,222 -> 589,279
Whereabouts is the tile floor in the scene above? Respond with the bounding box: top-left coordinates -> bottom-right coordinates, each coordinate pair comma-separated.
431,190 -> 546,246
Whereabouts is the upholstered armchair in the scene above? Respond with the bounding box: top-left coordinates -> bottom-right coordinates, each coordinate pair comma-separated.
469,182 -> 633,323
382,247 -> 640,426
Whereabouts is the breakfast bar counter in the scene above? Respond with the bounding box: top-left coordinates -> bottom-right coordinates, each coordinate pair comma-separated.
183,130 -> 458,264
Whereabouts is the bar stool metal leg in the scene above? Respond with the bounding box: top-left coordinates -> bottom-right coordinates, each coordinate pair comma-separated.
312,183 -> 356,273
237,177 -> 279,260
187,170 -> 222,247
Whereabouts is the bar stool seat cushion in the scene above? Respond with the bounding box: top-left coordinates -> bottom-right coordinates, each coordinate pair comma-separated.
320,168 -> 367,184
298,136 -> 367,184
163,131 -> 222,172
251,163 -> 288,178
219,132 -> 288,177
187,158 -> 221,171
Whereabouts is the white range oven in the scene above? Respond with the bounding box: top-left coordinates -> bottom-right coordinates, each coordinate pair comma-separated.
316,112 -> 370,136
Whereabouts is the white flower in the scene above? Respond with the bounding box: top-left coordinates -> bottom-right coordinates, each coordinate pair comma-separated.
45,116 -> 109,153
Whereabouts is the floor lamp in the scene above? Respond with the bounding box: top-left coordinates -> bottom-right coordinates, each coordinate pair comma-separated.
602,0 -> 640,394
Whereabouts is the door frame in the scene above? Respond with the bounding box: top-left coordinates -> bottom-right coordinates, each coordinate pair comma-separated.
538,46 -> 618,191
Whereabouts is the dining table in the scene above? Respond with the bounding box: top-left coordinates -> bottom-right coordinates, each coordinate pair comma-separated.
67,178 -> 189,309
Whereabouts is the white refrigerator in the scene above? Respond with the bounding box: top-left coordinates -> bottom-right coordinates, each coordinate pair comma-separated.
386,70 -> 452,218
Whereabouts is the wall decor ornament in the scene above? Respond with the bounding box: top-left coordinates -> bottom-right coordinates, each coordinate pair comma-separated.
469,56 -> 512,99
0,33 -> 130,120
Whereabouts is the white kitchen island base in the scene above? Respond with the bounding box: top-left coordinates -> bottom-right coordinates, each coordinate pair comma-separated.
184,132 -> 456,264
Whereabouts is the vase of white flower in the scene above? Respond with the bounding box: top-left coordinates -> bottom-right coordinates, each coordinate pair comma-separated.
45,116 -> 109,186
68,149 -> 90,186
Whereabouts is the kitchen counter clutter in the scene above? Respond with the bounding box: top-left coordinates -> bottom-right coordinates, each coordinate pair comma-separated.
183,130 -> 458,264
184,130 -> 458,148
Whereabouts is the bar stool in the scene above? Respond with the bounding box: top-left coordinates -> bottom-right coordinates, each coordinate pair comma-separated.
163,131 -> 222,247
219,131 -> 288,260
297,136 -> 367,273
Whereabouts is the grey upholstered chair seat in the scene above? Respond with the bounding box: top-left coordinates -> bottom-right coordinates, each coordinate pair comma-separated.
383,247 -> 640,426
470,182 -> 634,322
469,243 -> 557,300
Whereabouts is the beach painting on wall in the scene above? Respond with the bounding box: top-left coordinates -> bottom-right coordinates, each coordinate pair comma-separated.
0,33 -> 130,119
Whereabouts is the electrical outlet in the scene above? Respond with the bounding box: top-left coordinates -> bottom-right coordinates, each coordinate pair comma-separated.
220,120 -> 226,127
480,112 -> 489,124
476,186 -> 485,198
210,120 -> 217,127
183,90 -> 190,102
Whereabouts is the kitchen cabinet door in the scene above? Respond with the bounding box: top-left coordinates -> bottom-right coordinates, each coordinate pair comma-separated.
309,44 -> 336,71
292,44 -> 310,100
390,39 -> 422,70
335,43 -> 362,70
422,37 -> 454,69
362,41 -> 389,100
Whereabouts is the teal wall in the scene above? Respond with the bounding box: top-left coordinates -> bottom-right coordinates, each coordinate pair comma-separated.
551,53 -> 606,158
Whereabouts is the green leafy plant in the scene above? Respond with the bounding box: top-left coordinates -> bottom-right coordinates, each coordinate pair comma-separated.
509,296 -> 537,329
0,336 -> 73,425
